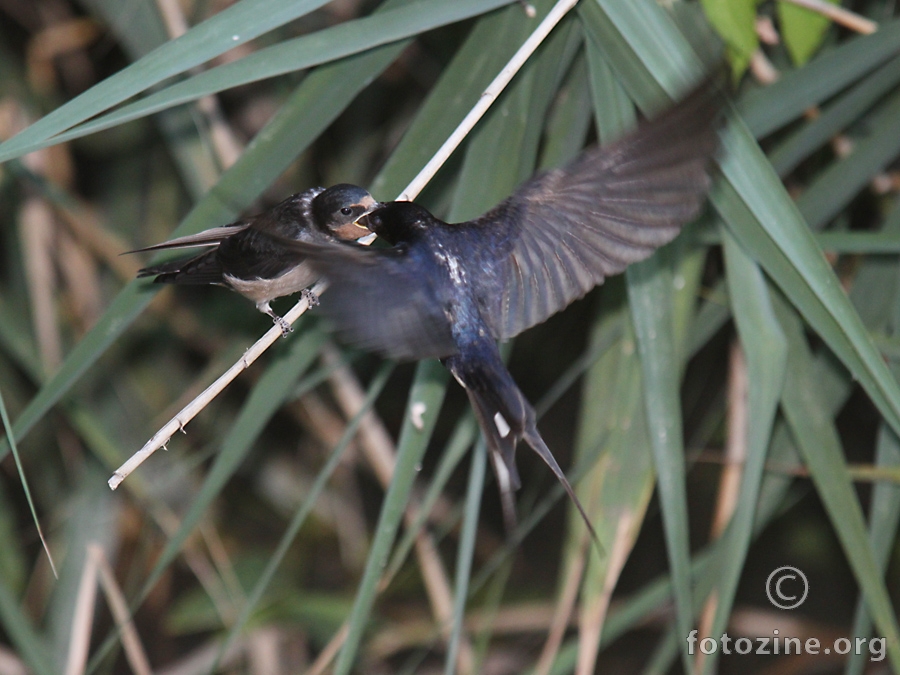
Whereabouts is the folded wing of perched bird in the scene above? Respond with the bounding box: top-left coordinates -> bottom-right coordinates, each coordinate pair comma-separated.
129,184 -> 378,336
272,77 -> 724,539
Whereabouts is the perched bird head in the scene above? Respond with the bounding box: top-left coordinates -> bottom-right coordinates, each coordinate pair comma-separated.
312,184 -> 380,240
359,201 -> 433,245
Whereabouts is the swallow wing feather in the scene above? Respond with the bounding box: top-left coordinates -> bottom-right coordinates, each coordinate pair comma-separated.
126,223 -> 250,253
466,79 -> 723,340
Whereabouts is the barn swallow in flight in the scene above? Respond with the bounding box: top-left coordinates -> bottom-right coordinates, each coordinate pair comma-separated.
273,79 -> 723,537
131,184 -> 377,336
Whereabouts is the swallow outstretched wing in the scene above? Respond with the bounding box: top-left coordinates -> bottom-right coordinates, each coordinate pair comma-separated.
466,80 -> 722,339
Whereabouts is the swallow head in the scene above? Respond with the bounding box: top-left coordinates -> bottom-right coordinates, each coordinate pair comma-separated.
359,201 -> 433,245
312,184 -> 380,240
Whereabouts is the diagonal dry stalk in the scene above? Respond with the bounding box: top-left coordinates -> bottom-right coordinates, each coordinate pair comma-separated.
155,0 -> 244,169
321,343 -> 476,674
65,544 -> 152,675
780,0 -> 877,34
109,0 -> 579,490
694,341 -> 749,674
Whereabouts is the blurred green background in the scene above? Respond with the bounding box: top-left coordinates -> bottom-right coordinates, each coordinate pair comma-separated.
2,0 -> 900,673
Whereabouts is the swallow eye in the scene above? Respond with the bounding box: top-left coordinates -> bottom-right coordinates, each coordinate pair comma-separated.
340,207 -> 353,216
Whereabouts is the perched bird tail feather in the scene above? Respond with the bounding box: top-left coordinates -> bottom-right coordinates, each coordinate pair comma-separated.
137,249 -> 225,286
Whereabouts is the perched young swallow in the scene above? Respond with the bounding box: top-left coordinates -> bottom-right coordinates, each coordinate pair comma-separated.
131,184 -> 378,335
274,79 -> 723,537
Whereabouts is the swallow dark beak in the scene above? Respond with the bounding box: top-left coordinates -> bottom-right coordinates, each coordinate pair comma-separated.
356,202 -> 382,231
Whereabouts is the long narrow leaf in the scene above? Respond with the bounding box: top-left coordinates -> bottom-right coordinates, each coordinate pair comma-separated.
334,359 -> 449,675
581,3 -> 900,668
775,295 -> 900,664
703,230 -> 787,674
769,53 -> 900,176
443,441 -> 486,675
626,253 -> 693,674
0,0 -> 332,162
737,18 -> 900,138
23,0 -> 517,154
795,88 -> 900,230
215,361 -> 395,669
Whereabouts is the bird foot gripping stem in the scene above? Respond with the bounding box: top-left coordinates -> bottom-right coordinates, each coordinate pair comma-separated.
302,288 -> 320,307
268,288 -> 318,337
271,314 -> 293,338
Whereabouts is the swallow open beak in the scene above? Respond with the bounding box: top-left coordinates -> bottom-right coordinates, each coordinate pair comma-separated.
355,199 -> 382,231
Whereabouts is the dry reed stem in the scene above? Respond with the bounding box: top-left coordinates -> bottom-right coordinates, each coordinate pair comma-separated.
695,341 -> 748,673
92,546 -> 154,675
304,623 -> 350,675
64,545 -> 152,675
749,50 -> 780,85
0,645 -> 27,675
781,0 -> 877,34
154,637 -> 245,675
26,18 -> 103,94
155,0 -> 243,168
109,285 -> 322,488
710,342 -> 748,538
576,512 -> 637,675
19,198 -> 62,373
151,506 -> 241,626
321,344 -> 397,485
368,600 -> 582,658
397,0 -> 578,201
321,344 -> 475,673
534,534 -> 590,675
64,544 -> 99,675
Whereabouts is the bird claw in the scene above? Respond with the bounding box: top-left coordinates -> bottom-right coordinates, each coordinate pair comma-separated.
273,315 -> 293,337
302,288 -> 320,307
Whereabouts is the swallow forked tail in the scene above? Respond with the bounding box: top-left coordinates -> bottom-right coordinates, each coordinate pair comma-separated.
136,248 -> 225,285
446,351 -> 600,548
